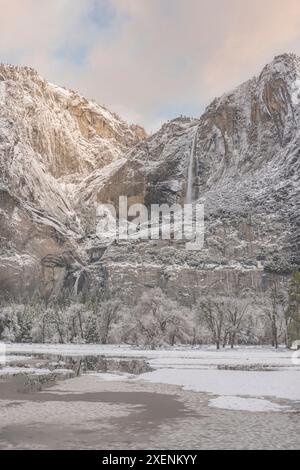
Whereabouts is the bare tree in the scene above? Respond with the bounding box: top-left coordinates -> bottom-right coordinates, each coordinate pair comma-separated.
225,299 -> 249,349
122,289 -> 194,349
198,297 -> 226,349
197,296 -> 249,349
259,281 -> 287,348
98,300 -> 120,344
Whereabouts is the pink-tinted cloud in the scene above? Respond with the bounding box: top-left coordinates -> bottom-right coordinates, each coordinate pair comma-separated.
1,0 -> 300,130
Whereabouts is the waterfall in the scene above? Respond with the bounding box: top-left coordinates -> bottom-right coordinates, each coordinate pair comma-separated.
73,270 -> 82,296
186,128 -> 198,204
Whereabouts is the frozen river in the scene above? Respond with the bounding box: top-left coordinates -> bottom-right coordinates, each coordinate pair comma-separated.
0,345 -> 300,449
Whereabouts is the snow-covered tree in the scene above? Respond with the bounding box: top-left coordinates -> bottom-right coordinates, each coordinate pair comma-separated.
287,271 -> 300,344
120,289 -> 195,349
197,296 -> 251,349
258,281 -> 287,348
197,297 -> 227,349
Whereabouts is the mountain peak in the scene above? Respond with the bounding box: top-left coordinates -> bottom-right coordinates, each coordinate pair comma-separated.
272,52 -> 299,64
259,52 -> 300,81
0,55 -> 299,300
0,62 -> 40,81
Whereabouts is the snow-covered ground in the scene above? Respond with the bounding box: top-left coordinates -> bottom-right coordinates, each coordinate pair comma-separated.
138,368 -> 300,400
4,344 -> 300,412
5,343 -> 298,366
0,367 -> 72,376
208,396 -> 290,413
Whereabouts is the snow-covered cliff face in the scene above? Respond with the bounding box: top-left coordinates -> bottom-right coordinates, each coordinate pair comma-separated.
85,54 -> 299,304
0,64 -> 145,223
0,54 -> 299,301
0,64 -> 146,296
132,54 -> 300,211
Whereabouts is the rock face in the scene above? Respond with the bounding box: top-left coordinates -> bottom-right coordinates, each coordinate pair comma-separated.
0,54 -> 299,302
0,64 -> 146,297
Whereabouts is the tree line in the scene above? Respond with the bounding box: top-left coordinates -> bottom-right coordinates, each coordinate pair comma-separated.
0,272 -> 299,349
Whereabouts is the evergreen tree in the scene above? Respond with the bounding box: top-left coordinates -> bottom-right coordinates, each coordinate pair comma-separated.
287,271 -> 300,345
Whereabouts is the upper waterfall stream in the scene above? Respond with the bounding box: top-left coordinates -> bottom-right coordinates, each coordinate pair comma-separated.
186,128 -> 198,204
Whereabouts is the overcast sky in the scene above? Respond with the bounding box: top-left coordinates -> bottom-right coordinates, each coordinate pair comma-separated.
1,0 -> 300,131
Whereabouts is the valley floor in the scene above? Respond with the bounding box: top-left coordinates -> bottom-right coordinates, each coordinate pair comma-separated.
1,345 -> 300,449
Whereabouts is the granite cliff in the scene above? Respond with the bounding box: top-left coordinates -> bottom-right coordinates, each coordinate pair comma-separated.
0,54 -> 299,303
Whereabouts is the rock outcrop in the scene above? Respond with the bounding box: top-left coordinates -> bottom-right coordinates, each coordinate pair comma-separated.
0,54 -> 299,302
0,64 -> 146,296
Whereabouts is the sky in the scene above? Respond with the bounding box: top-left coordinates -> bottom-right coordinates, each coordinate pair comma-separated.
1,0 -> 300,132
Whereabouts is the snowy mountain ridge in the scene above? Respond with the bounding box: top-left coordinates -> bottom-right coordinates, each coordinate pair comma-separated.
0,54 -> 299,301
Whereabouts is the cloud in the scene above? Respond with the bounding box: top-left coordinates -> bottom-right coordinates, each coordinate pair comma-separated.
201,0 -> 300,96
1,0 -> 300,131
